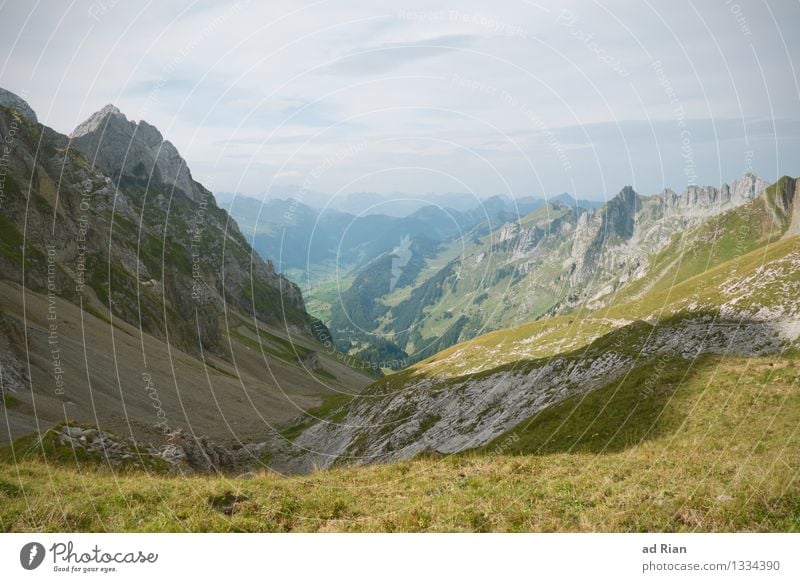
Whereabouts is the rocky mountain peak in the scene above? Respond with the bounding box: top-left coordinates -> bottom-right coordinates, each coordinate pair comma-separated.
69,105 -> 199,201
617,185 -> 638,204
659,173 -> 766,214
600,186 -> 640,240
0,87 -> 38,123
581,186 -> 641,255
727,172 -> 768,203
765,175 -> 800,237
69,104 -> 124,138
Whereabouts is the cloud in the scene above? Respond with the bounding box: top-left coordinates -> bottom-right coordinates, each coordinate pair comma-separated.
326,34 -> 477,75
0,0 -> 797,199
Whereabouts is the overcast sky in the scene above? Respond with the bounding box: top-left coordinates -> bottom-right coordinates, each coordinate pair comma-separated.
1,0 -> 799,202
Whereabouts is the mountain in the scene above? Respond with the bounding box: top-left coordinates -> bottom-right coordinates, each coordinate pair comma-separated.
313,174 -> 769,367
550,192 -> 604,209
0,90 -> 375,446
268,176 -> 800,471
2,89 -> 797,531
3,172 -> 798,530
222,194 -> 546,278
223,191 -> 573,365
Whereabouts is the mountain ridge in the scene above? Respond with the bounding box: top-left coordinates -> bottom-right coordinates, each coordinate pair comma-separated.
263,178 -> 800,472
0,88 -> 374,447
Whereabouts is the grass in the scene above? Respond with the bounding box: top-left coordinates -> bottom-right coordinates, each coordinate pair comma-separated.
1,392 -> 21,409
280,392 -> 355,441
0,423 -> 169,472
1,354 -> 797,532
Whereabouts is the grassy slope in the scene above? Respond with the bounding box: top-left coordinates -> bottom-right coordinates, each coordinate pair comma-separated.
1,353 -> 797,532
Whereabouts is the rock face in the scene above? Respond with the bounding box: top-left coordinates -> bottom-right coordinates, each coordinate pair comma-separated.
0,89 -> 312,356
600,185 -> 640,241
70,105 -> 198,202
660,173 -> 767,216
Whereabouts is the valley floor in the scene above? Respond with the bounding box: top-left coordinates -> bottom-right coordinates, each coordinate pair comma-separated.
1,355 -> 797,532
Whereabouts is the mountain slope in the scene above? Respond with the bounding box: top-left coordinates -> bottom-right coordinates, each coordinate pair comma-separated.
315,175 -> 768,368
0,90 -> 374,447
271,178 -> 800,471
2,349 -> 796,531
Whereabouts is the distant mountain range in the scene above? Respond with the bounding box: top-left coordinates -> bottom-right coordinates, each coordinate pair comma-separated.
225,170 -> 774,368
220,188 -> 602,221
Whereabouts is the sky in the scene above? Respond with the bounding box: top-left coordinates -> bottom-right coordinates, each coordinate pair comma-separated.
1,0 -> 799,203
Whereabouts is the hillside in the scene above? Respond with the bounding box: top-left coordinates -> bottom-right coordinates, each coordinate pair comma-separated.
2,351 -> 796,531
270,178 -> 800,472
0,90 -> 375,449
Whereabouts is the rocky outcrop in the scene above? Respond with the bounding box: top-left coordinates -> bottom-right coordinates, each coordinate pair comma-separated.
159,429 -> 267,474
0,312 -> 28,393
47,424 -> 267,474
70,105 -> 198,202
659,173 -> 767,216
